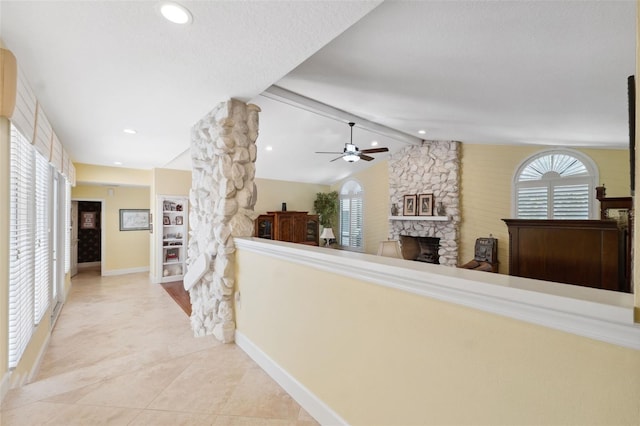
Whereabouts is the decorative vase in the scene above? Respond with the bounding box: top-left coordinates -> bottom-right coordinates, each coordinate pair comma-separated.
436,202 -> 446,216
390,203 -> 399,216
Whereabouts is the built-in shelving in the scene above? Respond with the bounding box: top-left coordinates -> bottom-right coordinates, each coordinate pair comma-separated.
157,196 -> 189,283
388,215 -> 448,221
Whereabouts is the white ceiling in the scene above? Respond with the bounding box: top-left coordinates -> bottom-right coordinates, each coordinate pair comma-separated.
1,1 -> 636,185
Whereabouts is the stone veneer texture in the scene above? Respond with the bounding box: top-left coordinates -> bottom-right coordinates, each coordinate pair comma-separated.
188,99 -> 260,342
388,140 -> 461,267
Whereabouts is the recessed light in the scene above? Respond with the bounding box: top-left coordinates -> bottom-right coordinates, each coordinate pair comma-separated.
265,146 -> 273,151
123,128 -> 137,134
159,2 -> 193,24
114,161 -> 123,166
418,130 -> 426,135
371,141 -> 379,147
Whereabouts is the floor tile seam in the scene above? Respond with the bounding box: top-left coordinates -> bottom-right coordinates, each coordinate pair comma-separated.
141,355 -> 201,411
2,375 -> 116,411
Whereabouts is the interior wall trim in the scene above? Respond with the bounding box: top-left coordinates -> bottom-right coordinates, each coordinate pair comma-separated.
235,331 -> 347,426
101,266 -> 149,277
235,237 -> 640,351
0,371 -> 10,404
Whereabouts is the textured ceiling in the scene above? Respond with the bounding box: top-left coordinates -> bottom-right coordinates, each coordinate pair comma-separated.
0,1 -> 636,185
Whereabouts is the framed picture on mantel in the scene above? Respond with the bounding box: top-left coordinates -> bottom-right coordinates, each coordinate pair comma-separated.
418,194 -> 433,216
403,195 -> 417,216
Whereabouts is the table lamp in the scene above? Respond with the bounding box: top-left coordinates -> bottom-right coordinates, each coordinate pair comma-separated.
320,227 -> 335,247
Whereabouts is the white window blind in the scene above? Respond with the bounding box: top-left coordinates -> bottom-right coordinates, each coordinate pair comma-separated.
9,125 -> 35,368
34,154 -> 50,324
514,151 -> 596,220
339,181 -> 364,251
64,181 -> 71,274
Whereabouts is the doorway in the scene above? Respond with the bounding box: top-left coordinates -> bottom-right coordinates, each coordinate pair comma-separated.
74,200 -> 103,274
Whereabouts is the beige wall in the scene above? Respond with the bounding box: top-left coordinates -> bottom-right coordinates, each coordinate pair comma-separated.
331,161 -> 390,254
235,248 -> 640,425
460,144 -> 630,274
254,178 -> 329,215
72,185 -> 150,273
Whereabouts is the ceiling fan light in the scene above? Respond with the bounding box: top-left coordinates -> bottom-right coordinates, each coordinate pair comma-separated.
343,154 -> 360,163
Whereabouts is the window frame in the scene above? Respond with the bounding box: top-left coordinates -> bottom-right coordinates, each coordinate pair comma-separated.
512,149 -> 599,220
339,180 -> 364,252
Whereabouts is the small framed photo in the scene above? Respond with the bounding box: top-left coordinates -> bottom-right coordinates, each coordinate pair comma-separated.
418,194 -> 434,216
175,215 -> 183,225
80,211 -> 97,229
403,195 -> 417,216
163,216 -> 170,225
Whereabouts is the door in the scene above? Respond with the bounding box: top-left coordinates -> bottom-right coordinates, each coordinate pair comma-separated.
70,200 -> 78,277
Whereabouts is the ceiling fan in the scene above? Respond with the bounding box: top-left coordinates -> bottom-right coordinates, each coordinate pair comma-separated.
316,122 -> 389,163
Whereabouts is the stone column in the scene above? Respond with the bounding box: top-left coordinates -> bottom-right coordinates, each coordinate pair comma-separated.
188,99 -> 260,342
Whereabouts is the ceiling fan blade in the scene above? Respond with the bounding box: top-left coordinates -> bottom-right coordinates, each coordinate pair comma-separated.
330,155 -> 345,162
360,147 -> 389,154
315,151 -> 343,154
360,154 -> 375,161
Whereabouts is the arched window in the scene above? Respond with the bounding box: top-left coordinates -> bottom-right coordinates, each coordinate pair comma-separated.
514,149 -> 598,219
339,180 -> 364,251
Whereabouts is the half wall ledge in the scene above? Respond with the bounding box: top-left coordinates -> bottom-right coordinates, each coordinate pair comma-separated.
234,237 -> 640,351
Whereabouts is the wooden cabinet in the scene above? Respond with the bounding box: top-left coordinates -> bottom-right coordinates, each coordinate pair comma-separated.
254,211 -> 319,246
503,219 -> 627,292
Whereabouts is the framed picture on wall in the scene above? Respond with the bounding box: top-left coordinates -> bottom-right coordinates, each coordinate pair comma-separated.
418,194 -> 434,216
80,211 -> 97,229
403,195 -> 417,216
119,209 -> 151,231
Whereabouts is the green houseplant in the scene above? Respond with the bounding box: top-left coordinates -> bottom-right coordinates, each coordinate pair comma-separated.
313,191 -> 339,230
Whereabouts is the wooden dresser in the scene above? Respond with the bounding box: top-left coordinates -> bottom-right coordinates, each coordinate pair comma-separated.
255,211 -> 319,246
503,219 -> 628,292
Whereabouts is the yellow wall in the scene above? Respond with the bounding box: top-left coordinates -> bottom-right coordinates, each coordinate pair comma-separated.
152,168 -> 191,197
460,145 -> 630,274
331,161 -> 390,254
0,117 -> 10,387
235,248 -> 640,425
75,163 -> 151,186
254,178 -> 329,214
72,185 -> 150,273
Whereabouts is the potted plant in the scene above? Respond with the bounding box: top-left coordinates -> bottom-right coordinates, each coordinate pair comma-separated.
313,191 -> 339,230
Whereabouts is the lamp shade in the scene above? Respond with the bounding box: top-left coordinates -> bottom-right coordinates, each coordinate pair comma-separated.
320,227 -> 335,240
377,240 -> 402,258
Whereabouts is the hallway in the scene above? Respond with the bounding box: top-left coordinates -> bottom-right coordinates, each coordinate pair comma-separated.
1,270 -> 318,425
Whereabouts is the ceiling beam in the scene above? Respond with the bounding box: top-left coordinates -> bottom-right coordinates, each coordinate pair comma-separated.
261,85 -> 422,146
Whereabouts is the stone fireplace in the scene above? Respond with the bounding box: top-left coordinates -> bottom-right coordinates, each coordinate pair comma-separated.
388,141 -> 460,267
400,235 -> 441,264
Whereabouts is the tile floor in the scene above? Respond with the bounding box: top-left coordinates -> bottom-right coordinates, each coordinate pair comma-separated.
1,269 -> 319,426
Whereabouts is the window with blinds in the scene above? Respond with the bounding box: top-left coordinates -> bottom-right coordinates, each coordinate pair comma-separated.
34,154 -> 51,324
8,123 -> 63,368
9,125 -> 36,368
514,151 -> 597,220
339,180 -> 364,251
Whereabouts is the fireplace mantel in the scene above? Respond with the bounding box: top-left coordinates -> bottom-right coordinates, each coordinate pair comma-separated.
389,215 -> 448,221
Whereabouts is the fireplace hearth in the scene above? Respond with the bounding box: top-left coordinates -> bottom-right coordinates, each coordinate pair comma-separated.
400,235 -> 440,264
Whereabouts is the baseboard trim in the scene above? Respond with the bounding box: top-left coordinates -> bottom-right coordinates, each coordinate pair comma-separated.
0,371 -> 10,405
235,331 -> 347,426
102,266 -> 149,276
